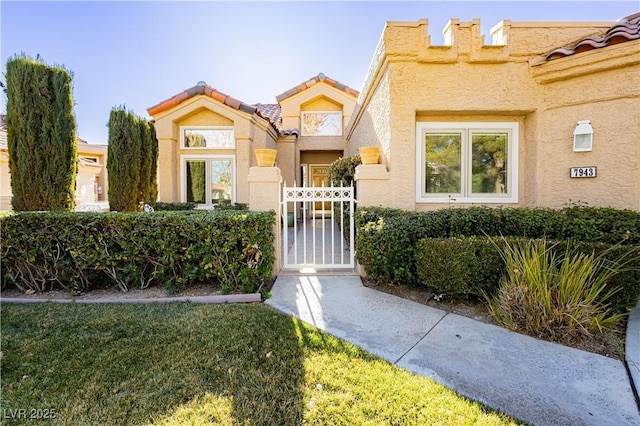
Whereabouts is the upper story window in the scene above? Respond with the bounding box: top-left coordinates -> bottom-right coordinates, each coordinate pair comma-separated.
416,122 -> 519,204
181,127 -> 235,149
78,156 -> 99,163
301,112 -> 342,136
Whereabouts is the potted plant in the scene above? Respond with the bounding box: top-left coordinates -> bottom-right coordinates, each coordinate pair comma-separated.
359,146 -> 381,164
254,149 -> 278,167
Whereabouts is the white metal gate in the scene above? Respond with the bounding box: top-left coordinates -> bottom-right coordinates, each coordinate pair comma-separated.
282,184 -> 355,270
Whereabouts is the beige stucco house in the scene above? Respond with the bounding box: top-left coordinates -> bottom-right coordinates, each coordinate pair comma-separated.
348,13 -> 640,211
147,74 -> 358,207
0,115 -> 108,210
148,12 -> 639,212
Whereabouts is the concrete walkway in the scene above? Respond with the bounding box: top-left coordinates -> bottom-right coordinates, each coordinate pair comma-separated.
265,273 -> 640,426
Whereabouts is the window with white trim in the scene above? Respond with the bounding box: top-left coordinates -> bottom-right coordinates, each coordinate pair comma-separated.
301,112 -> 342,136
181,127 -> 235,149
181,155 -> 235,205
416,122 -> 518,203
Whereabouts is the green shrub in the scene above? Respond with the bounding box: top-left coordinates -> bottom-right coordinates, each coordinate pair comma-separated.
414,236 -> 640,312
486,239 -> 638,342
328,155 -> 361,236
0,210 -> 275,294
145,202 -> 197,211
415,237 -> 504,301
355,205 -> 640,287
356,213 -> 425,284
214,202 -> 248,211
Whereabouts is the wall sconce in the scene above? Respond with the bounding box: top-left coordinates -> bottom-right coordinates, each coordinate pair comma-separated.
573,120 -> 593,152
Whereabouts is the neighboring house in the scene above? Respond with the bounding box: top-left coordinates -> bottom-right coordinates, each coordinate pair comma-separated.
0,115 -> 108,210
347,13 -> 640,211
148,13 -> 639,212
147,74 -> 358,207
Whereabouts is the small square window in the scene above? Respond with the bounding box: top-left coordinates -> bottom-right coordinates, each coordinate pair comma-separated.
182,127 -> 235,149
301,112 -> 342,136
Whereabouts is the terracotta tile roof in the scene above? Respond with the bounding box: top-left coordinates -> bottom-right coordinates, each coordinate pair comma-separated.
148,81 -> 261,117
146,81 -> 293,135
275,73 -> 359,102
254,103 -> 281,127
148,75 -> 357,137
280,128 -> 300,137
253,104 -> 300,136
542,12 -> 640,62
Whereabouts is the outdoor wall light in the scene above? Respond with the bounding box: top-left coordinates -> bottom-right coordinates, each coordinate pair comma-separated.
573,120 -> 593,152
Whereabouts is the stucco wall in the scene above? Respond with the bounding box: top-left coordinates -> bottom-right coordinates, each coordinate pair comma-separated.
534,54 -> 640,209
0,151 -> 11,210
151,95 -> 276,205
348,18 -> 639,211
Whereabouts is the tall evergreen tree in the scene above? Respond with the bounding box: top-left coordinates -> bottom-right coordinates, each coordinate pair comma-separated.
107,108 -> 141,211
5,54 -> 77,211
147,122 -> 159,202
138,119 -> 152,204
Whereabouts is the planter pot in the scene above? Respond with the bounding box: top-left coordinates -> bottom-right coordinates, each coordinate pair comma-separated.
254,149 -> 278,167
359,146 -> 381,164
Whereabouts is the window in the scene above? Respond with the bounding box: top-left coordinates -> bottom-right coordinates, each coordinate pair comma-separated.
416,122 -> 518,203
181,155 -> 235,205
181,127 -> 235,149
301,112 -> 342,136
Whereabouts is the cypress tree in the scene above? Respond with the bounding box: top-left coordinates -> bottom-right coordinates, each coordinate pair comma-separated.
138,118 -> 151,204
147,122 -> 159,202
107,108 -> 141,211
5,54 -> 77,211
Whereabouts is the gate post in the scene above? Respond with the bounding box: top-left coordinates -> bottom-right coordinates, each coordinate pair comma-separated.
354,164 -> 390,207
248,166 -> 282,277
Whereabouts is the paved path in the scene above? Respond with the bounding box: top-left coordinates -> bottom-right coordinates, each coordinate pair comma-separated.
266,274 -> 640,426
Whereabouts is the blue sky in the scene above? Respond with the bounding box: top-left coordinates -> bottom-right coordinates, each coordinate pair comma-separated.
1,1 -> 638,145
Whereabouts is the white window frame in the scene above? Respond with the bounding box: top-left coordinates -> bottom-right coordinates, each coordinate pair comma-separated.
301,111 -> 343,136
180,154 -> 236,206
416,122 -> 518,204
180,126 -> 236,149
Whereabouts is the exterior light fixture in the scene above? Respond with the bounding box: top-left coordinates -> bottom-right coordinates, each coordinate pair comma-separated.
573,120 -> 593,152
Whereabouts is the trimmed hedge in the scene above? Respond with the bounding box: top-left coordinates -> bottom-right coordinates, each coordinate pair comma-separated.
356,206 -> 640,286
1,210 -> 275,294
415,237 -> 504,301
145,202 -> 197,211
415,237 -> 640,313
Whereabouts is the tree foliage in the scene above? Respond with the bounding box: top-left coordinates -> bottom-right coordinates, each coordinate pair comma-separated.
5,54 -> 77,211
106,107 -> 158,211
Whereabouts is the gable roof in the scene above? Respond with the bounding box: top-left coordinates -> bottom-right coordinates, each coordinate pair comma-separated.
540,12 -> 640,63
275,73 -> 359,103
148,75 -> 358,137
147,81 -> 261,117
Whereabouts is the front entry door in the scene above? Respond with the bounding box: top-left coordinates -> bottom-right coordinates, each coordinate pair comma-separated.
310,165 -> 330,211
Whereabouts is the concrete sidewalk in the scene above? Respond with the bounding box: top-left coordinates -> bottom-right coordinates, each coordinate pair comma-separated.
265,274 -> 640,426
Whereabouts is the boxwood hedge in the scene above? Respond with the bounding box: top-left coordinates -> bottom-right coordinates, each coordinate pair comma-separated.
356,205 -> 640,290
1,210 -> 275,294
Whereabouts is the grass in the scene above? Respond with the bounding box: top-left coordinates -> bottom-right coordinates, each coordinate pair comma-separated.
1,303 -> 520,425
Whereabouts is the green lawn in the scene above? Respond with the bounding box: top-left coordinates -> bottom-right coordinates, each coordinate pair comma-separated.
1,303 -> 520,425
